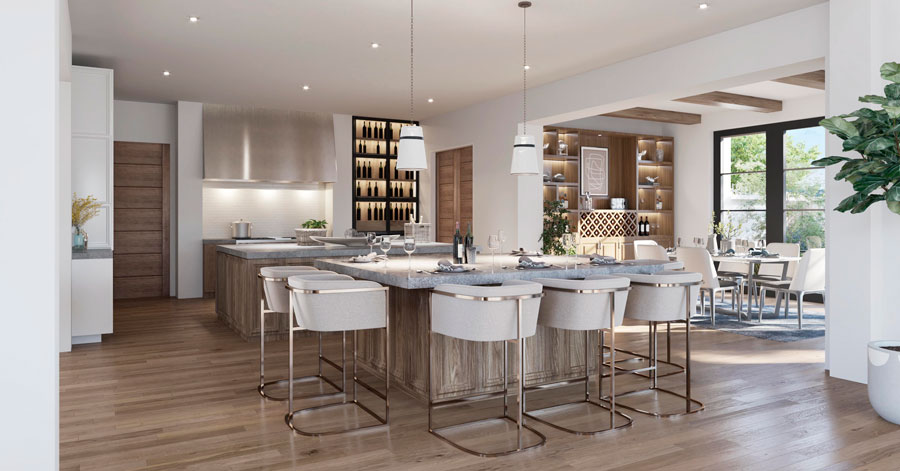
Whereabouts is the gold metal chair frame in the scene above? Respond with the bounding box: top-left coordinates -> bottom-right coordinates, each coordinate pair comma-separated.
602,280 -> 705,418
606,322 -> 685,380
284,284 -> 390,436
523,285 -> 634,435
428,290 -> 547,457
256,274 -> 345,402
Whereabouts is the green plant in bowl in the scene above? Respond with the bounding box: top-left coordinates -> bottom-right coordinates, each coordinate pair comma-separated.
301,219 -> 328,229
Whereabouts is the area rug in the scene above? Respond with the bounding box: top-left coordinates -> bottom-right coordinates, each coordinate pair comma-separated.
689,301 -> 825,342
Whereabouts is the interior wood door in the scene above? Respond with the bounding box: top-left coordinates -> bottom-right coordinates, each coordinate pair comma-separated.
113,142 -> 170,299
435,146 -> 473,243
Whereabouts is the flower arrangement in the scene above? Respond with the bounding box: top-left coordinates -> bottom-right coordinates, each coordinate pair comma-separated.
72,193 -> 102,228
710,211 -> 742,240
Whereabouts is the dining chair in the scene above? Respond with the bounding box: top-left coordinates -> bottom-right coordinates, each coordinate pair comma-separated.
756,248 -> 825,328
756,242 -> 801,280
634,241 -> 668,261
676,247 -> 740,325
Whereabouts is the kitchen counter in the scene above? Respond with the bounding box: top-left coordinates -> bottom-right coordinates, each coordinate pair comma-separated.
216,242 -> 454,260
72,248 -> 113,260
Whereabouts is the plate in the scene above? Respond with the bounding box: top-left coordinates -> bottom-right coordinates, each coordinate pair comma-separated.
516,264 -> 554,270
311,235 -> 399,247
430,267 -> 477,274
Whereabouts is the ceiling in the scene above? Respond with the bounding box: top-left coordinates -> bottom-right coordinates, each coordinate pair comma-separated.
70,0 -> 826,119
658,80 -> 824,116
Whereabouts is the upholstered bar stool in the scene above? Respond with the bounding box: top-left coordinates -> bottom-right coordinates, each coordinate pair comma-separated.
524,276 -> 633,435
257,266 -> 343,401
285,276 -> 390,436
607,271 -> 705,417
429,281 -> 545,457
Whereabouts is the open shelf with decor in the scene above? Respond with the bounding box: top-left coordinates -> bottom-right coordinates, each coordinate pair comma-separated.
352,116 -> 420,235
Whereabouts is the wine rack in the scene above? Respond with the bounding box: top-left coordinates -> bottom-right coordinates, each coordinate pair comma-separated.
352,116 -> 420,235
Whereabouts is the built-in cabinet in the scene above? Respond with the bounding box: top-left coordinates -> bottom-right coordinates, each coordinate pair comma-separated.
71,257 -> 113,343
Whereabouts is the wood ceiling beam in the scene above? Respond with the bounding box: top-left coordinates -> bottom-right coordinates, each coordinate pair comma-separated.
772,70 -> 826,90
674,91 -> 782,113
602,107 -> 701,125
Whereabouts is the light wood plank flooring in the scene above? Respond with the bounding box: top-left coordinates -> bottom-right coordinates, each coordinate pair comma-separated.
60,298 -> 900,470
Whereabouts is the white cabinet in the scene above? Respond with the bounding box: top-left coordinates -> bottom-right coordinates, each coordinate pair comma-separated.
72,66 -> 114,249
71,258 -> 113,343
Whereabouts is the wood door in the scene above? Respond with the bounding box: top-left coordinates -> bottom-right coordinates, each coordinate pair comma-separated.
113,142 -> 170,299
435,146 -> 473,243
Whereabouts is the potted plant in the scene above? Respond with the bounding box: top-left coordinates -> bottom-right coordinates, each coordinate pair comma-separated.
813,62 -> 900,424
295,219 -> 328,246
72,193 -> 102,250
539,200 -> 569,255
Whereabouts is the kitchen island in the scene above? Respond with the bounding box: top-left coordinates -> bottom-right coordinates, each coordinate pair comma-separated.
214,242 -> 454,340
315,255 -> 677,401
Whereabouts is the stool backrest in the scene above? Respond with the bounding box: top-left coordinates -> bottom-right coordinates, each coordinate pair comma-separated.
290,278 -> 387,332
758,242 -> 800,278
534,276 -> 630,331
431,280 -> 543,342
635,243 -> 669,261
675,247 -> 719,289
790,248 -> 825,292
260,266 -> 320,314
622,271 -> 701,322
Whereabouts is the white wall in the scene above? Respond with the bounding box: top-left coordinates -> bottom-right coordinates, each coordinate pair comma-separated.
423,4 -> 828,249
0,0 -> 60,468
58,0 -> 72,354
202,183 -> 327,238
114,100 -> 178,296
826,0 -> 900,383
669,94 -> 825,242
177,101 -> 203,299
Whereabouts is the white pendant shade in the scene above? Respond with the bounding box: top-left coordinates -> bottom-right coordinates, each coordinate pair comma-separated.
397,125 -> 427,171
510,134 -> 539,175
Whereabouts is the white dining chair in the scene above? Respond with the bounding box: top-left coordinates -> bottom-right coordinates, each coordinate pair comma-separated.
634,241 -> 668,261
756,242 -> 801,280
757,248 -> 825,328
676,247 -> 741,325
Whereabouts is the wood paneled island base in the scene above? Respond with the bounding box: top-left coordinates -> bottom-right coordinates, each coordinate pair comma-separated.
316,255 -> 676,401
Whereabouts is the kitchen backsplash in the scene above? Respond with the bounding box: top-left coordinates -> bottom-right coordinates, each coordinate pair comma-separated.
202,182 -> 328,238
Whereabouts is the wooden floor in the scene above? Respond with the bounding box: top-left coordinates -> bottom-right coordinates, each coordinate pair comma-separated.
60,298 -> 900,470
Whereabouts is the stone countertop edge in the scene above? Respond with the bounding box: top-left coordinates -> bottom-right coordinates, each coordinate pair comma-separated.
72,248 -> 114,260
216,242 -> 454,260
314,258 -> 673,290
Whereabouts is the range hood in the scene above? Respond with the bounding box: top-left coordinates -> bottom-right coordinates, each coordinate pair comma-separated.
203,104 -> 337,183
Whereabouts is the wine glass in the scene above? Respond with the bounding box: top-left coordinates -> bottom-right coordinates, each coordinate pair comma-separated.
366,232 -> 376,254
404,235 -> 416,278
487,235 -> 501,273
498,230 -> 507,253
379,236 -> 392,269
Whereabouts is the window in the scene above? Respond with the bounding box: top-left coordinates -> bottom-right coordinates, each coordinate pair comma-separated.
714,118 -> 825,249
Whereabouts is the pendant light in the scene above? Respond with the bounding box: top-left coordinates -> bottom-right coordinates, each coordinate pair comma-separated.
510,1 -> 540,175
397,0 -> 427,171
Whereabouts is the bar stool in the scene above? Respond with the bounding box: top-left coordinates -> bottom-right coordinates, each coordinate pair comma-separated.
605,271 -> 704,417
524,276 -> 633,435
257,266 -> 343,401
429,280 -> 545,457
285,276 -> 390,436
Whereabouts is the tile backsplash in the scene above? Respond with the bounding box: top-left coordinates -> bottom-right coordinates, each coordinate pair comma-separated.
202,182 -> 327,238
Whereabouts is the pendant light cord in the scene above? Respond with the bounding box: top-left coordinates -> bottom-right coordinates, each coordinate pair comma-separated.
522,4 -> 527,135
410,0 -> 415,125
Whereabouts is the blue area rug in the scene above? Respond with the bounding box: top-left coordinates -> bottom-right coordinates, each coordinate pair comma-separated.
689,301 -> 825,342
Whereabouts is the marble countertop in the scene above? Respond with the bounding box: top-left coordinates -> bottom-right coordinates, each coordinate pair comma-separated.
315,254 -> 678,289
72,248 -> 113,260
217,242 -> 454,260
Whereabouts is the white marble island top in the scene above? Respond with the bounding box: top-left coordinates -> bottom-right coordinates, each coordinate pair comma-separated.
315,254 -> 678,289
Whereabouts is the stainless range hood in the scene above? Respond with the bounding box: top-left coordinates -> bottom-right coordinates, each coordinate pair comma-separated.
203,104 -> 337,183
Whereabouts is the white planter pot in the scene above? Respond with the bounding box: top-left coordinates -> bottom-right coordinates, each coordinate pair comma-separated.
868,341 -> 900,424
295,228 -> 327,246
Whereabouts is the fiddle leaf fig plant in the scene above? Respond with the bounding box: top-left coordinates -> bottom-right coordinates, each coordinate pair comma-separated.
813,62 -> 900,215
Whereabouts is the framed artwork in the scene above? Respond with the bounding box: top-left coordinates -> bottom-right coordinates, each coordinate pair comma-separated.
580,146 -> 609,197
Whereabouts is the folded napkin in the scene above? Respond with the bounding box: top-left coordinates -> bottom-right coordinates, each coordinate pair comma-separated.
589,254 -> 617,265
436,259 -> 468,272
518,256 -> 549,269
350,252 -> 384,262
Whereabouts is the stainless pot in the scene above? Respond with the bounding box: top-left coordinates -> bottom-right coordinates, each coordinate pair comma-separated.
231,219 -> 252,238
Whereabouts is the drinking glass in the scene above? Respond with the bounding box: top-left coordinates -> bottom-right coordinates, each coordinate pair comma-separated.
366,232 -> 376,254
380,236 -> 392,269
404,235 -> 416,277
562,232 -> 574,269
487,235 -> 501,273
498,230 -> 507,253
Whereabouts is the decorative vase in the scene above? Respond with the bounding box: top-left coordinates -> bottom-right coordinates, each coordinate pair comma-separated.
868,341 -> 900,424
721,238 -> 735,253
295,228 -> 327,246
706,234 -> 719,255
72,226 -> 86,250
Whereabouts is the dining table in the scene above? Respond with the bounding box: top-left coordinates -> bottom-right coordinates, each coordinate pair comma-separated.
700,253 -> 802,320
314,253 -> 678,402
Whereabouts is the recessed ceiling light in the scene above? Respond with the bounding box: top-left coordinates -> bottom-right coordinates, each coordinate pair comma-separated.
427,98 -> 434,103
162,70 -> 171,76
523,65 -> 531,70
698,2 -> 709,10
370,42 -> 380,49
302,85 -> 310,91
188,16 -> 199,23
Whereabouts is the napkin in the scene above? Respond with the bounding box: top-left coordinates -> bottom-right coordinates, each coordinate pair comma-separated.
436,259 -> 468,272
350,252 -> 384,262
518,256 -> 549,268
589,254 -> 617,265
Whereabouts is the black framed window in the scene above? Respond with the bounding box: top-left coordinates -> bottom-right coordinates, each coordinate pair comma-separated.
714,117 -> 825,250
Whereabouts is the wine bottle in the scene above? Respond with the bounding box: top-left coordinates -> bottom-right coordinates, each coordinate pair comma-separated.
406,204 -> 412,224
376,141 -> 380,154
410,183 -> 414,198
366,182 -> 371,196
379,162 -> 384,178
464,222 -> 473,263
374,183 -> 379,197
399,184 -> 404,198
638,217 -> 644,236
377,204 -> 382,221
394,164 -> 399,179
379,123 -> 384,139
387,182 -> 392,198
358,140 -> 362,154
367,161 -> 372,178
356,203 -> 361,221
365,121 -> 370,138
367,203 -> 372,220
363,140 -> 367,154
453,222 -> 463,264
356,181 -> 361,197
355,160 -> 361,178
